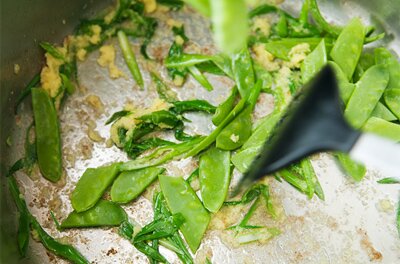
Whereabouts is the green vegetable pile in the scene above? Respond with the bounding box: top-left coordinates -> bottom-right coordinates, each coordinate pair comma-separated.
8,0 -> 400,263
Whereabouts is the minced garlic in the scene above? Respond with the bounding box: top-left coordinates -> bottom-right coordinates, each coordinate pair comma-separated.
252,17 -> 271,36
40,53 -> 64,98
140,0 -> 157,13
230,134 -> 240,143
14,64 -> 21,74
97,45 -> 125,79
285,43 -> 310,69
252,44 -> 280,72
166,19 -> 183,28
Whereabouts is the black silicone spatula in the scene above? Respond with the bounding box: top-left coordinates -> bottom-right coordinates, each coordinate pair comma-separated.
235,65 -> 400,194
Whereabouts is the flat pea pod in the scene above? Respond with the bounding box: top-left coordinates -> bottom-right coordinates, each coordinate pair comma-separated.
301,39 -> 327,83
71,163 -> 121,212
60,200 -> 127,229
363,117 -> 400,142
188,66 -> 213,91
330,18 -> 364,81
374,47 -> 400,90
165,54 -> 214,68
231,47 -> 255,98
210,0 -> 248,55
118,31 -> 144,89
327,61 -> 355,104
199,146 -> 231,212
371,102 -> 397,122
344,64 -> 389,129
337,153 -> 366,182
31,88 -> 62,182
216,106 -> 252,150
158,175 -> 210,253
111,167 -> 165,203
231,112 -> 281,173
384,89 -> 400,120
212,86 -> 238,126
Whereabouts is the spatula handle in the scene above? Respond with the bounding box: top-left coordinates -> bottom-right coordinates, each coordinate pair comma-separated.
350,133 -> 400,178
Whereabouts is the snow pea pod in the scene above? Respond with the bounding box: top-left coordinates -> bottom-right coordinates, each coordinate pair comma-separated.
344,64 -> 389,128
111,167 -> 165,203
374,47 -> 400,90
185,80 -> 261,157
231,47 -> 255,98
384,89 -> 400,120
327,61 -> 355,104
118,30 -> 144,89
60,200 -> 127,229
212,86 -> 237,126
307,0 -> 342,36
31,88 -> 62,182
231,112 -> 281,173
71,163 -> 121,212
264,38 -> 333,61
165,54 -> 214,68
301,39 -> 327,83
337,153 -> 366,182
188,66 -> 213,91
371,102 -> 397,122
199,146 -> 231,212
216,106 -> 252,150
158,175 -> 210,253
171,100 -> 216,114
363,117 -> 400,142
330,18 -> 364,81
210,0 -> 248,54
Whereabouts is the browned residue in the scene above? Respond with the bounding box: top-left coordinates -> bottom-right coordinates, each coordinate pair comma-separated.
106,247 -> 118,256
358,228 -> 383,262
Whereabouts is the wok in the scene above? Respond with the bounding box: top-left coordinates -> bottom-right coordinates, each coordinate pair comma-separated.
1,0 -> 399,263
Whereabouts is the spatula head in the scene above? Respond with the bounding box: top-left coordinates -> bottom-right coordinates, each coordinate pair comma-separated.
236,65 -> 360,192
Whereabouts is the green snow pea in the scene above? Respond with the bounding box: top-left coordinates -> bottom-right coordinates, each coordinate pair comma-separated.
212,86 -> 238,126
330,18 -> 365,81
120,137 -> 204,171
182,0 -> 210,17
384,89 -> 400,120
188,65 -> 214,91
344,64 -> 389,128
327,61 -> 356,104
337,153 -> 366,182
231,112 -> 281,173
264,38 -> 333,61
307,0 -> 342,36
118,31 -> 144,89
210,0 -> 248,54
60,200 -> 127,229
171,100 -> 216,114
374,47 -> 400,90
377,178 -> 400,184
249,4 -> 278,18
165,54 -> 214,68
363,117 -> 400,142
158,175 -> 210,253
184,82 -> 261,157
253,62 -> 273,91
31,88 -> 62,182
231,47 -> 255,98
216,106 -> 252,150
71,163 -> 121,212
371,102 -> 397,122
301,39 -> 327,83
199,146 -> 231,212
111,167 -> 165,203
275,11 -> 288,38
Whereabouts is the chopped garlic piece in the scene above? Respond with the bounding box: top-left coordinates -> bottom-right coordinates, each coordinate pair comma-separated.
252,44 -> 280,72
14,64 -> 20,74
76,48 -> 87,61
85,94 -> 105,115
166,19 -> 183,28
89,25 -> 102,44
140,0 -> 157,13
173,75 -> 185,86
286,43 -> 310,69
252,17 -> 271,36
41,53 -> 63,98
175,35 -> 185,46
97,45 -> 125,79
230,134 -> 240,143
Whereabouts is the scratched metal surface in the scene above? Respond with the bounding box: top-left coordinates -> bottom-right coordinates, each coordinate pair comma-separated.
9,1 -> 400,263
